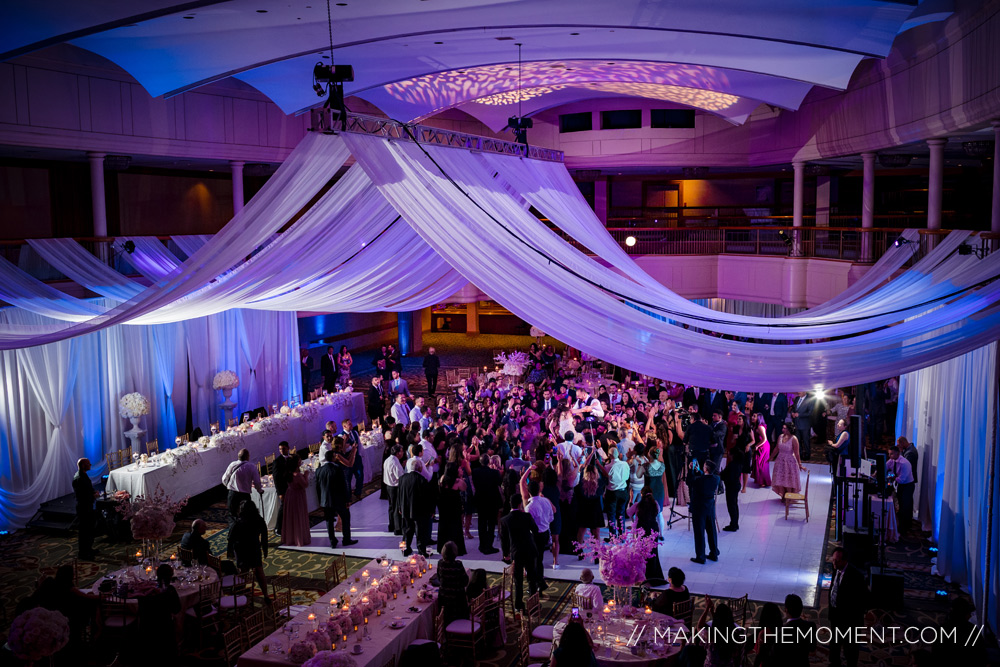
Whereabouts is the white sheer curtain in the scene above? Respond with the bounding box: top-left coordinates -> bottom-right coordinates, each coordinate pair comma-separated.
692,299 -> 805,318
897,342 -> 999,630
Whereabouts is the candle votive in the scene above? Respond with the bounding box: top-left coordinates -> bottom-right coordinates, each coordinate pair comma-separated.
398,541 -> 406,550
645,606 -> 653,615
353,625 -> 358,633
342,634 -> 348,643
350,586 -> 357,594
331,643 -> 336,651
362,570 -> 369,578
393,592 -> 397,600
361,596 -> 369,605
376,609 -> 382,617
364,617 -> 368,625
603,606 -> 611,614
392,566 -> 399,574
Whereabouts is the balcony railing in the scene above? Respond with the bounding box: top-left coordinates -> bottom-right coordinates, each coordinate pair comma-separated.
607,207 -> 959,230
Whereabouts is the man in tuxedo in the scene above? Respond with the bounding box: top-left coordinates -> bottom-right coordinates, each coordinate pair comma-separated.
388,369 -> 410,399
500,494 -> 541,610
683,411 -> 714,464
316,449 -> 357,548
571,388 -> 604,424
422,347 -> 440,396
391,394 -> 410,426
320,345 -> 337,393
272,441 -> 293,536
765,391 -> 789,445
790,392 -> 814,460
73,458 -> 99,560
681,385 -> 701,412
828,547 -> 869,667
777,594 -> 815,667
471,452 -> 503,554
367,376 -> 386,424
540,388 -> 560,413
688,459 -> 720,564
300,348 -> 313,400
397,458 -> 433,556
709,409 -> 728,469
707,389 -> 728,420
383,445 -> 406,535
338,419 -> 364,499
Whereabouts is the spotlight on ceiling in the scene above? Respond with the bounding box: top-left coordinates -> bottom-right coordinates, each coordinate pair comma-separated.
892,237 -> 914,248
625,236 -> 637,247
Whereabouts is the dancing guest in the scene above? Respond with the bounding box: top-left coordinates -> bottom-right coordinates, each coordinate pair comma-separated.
771,424 -> 805,500
471,452 -> 502,554
574,568 -> 603,610
316,448 -> 357,548
180,519 -> 210,565
575,451 -> 608,560
541,465 -> 563,569
391,393 -> 411,426
227,500 -> 269,600
374,345 -> 392,383
721,415 -> 748,532
336,345 -> 353,386
521,471 -> 555,584
790,392 -> 814,460
646,443 -> 667,512
650,566 -> 690,616
726,401 -> 751,492
280,453 -> 311,547
300,348 -> 312,399
500,494 -> 540,611
367,376 -> 386,425
605,447 -> 630,535
764,391 -> 789,446
709,409 -> 728,469
383,445 -> 406,535
222,448 -> 262,524
422,346 -> 440,396
689,459 -> 720,564
683,410 -> 713,464
321,345 -> 337,393
409,397 -> 425,427
437,471 -> 467,556
389,369 -> 410,398
398,457 -> 432,557
626,488 -> 664,580
751,413 -> 771,488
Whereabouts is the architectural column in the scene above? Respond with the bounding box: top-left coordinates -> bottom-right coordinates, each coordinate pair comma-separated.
861,152 -> 876,262
991,121 -> 1000,238
230,161 -> 245,215
466,301 -> 480,336
792,159 -> 805,256
927,139 -> 946,230
594,176 -> 608,224
815,175 -> 831,227
87,152 -> 107,237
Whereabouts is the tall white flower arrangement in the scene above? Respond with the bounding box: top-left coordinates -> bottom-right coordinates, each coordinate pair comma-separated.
119,392 -> 150,419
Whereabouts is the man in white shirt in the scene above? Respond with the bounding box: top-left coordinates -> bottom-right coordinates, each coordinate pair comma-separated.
222,448 -> 263,524
408,443 -> 433,482
574,569 -> 604,610
408,397 -> 425,426
388,369 -> 410,398
616,427 -> 636,458
572,388 -> 604,423
318,430 -> 335,461
417,434 -> 439,476
888,447 -> 915,534
521,470 -> 556,576
390,394 -> 410,426
383,445 -> 406,535
605,448 -> 630,535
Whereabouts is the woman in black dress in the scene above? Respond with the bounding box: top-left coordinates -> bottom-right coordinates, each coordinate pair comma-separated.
574,450 -> 608,559
436,471 -> 467,556
627,488 -> 664,582
437,541 -> 470,625
649,566 -> 690,615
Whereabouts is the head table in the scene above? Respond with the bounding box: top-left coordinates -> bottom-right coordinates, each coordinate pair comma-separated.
237,557 -> 438,667
106,393 -> 367,499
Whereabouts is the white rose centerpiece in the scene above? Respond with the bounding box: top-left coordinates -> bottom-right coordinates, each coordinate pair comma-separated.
212,370 -> 239,391
119,392 -> 150,419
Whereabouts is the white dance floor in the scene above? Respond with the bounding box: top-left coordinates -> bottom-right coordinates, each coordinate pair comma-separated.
282,462 -> 831,606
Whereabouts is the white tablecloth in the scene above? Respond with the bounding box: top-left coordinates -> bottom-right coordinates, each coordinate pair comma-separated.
107,393 -> 367,498
552,610 -> 685,667
237,558 -> 438,667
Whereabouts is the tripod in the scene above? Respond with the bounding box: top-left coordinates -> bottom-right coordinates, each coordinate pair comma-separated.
665,452 -> 690,529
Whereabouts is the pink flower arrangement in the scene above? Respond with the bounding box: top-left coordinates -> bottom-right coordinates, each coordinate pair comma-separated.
8,608 -> 70,661
116,485 -> 188,540
288,640 -> 317,664
349,606 -> 364,625
112,490 -> 131,502
325,614 -> 351,637
302,651 -> 358,667
574,532 -> 659,587
303,629 -> 332,652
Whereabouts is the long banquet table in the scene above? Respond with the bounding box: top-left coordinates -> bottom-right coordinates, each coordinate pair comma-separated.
107,393 -> 366,499
237,558 -> 438,667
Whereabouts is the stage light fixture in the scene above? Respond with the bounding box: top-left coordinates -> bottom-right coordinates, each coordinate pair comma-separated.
957,242 -> 990,258
625,236 -> 637,247
892,237 -> 913,248
311,0 -> 354,130
777,230 -> 793,247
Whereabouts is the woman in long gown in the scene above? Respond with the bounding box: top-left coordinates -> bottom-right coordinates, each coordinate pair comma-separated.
725,402 -> 748,492
437,471 -> 467,556
556,406 -> 576,441
281,453 -> 311,546
751,413 -> 772,488
336,345 -> 353,386
771,423 -> 805,499
627,489 -> 664,582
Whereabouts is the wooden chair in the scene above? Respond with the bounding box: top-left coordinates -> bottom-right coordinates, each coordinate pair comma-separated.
145,439 -> 159,456
574,592 -> 596,610
178,547 -> 193,565
444,589 -> 488,662
99,591 -> 137,637
242,609 -> 266,648
179,433 -> 190,443
264,454 -> 276,476
523,594 -> 553,659
105,450 -> 121,471
502,562 -> 516,617
308,442 -> 321,456
205,553 -> 222,575
184,580 -> 221,645
785,470 -> 810,521
324,562 -> 340,590
728,593 -> 749,628
222,625 -> 244,666
227,417 -> 238,428
210,421 -> 220,433
331,553 -> 347,586
407,607 -> 445,654
525,591 -> 554,642
672,597 -> 694,629
517,625 -> 533,667
480,583 -> 505,647
220,571 -> 253,617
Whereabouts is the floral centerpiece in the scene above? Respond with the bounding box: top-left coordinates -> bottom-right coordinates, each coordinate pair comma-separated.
7,608 -> 70,662
212,370 -> 239,391
117,485 -> 188,564
494,351 -> 530,377
303,651 -> 357,667
302,629 -> 332,652
211,431 -> 242,454
280,405 -> 292,415
165,444 -> 202,474
325,613 -> 352,638
575,531 -> 659,607
119,392 -> 150,419
292,403 -> 319,422
288,640 -> 317,665
197,435 -> 212,447
252,417 -> 280,436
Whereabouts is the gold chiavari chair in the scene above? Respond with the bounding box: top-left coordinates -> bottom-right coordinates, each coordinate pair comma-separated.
444,590 -> 488,662
672,598 -> 694,630
180,433 -> 190,443
270,589 -> 291,629
525,591 -> 555,643
728,593 -> 749,628
106,450 -> 120,471
222,625 -> 244,666
210,421 -> 220,432
574,592 -> 596,611
264,454 -> 276,476
502,562 -> 516,617
227,417 -> 238,428
145,439 -> 159,456
308,442 -> 321,456
331,553 -> 347,585
183,580 -> 221,645
242,609 -> 266,647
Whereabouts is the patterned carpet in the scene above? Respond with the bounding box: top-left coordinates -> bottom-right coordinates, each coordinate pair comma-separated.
2,332 -> 996,665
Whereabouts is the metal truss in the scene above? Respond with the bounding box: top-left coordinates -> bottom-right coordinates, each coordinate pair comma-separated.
310,109 -> 564,162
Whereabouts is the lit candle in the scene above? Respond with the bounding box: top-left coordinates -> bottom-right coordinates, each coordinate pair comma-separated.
399,541 -> 406,550
331,643 -> 336,651
330,598 -> 337,607
392,566 -> 399,574
135,550 -> 142,559
307,613 -> 316,622
170,553 -> 177,561
645,606 -> 653,615
364,616 -> 368,626
362,570 -> 369,578
350,586 -> 357,594
409,558 -> 416,565
145,566 -> 152,575
342,634 -> 348,643
376,609 -> 382,617
427,562 -> 433,569
393,592 -> 397,600
342,604 -> 349,611
609,600 -> 616,608
603,606 -> 610,614
361,596 -> 369,605
410,577 -> 414,585
353,625 -> 358,633
381,559 -> 390,568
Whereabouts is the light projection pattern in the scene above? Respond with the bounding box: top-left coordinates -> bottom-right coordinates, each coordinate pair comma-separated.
383,60 -> 738,115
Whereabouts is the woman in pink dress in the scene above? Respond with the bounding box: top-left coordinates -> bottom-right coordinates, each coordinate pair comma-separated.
280,453 -> 312,547
771,423 -> 805,500
751,413 -> 772,488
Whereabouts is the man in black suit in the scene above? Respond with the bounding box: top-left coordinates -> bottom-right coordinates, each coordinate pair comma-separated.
397,458 -> 432,557
828,547 -> 869,667
765,391 -> 789,445
709,409 -> 728,469
471,453 -> 502,554
790,392 -> 814,460
777,594 -> 815,667
300,349 -> 313,400
367,376 -> 386,424
272,441 -> 293,536
707,389 -> 728,421
73,458 -> 98,560
422,347 -> 440,397
540,388 -> 560,414
338,419 -> 364,499
681,385 -> 702,412
320,345 -> 337,393
688,459 -> 720,564
315,449 -> 358,548
500,494 -> 540,610
683,411 -> 714,464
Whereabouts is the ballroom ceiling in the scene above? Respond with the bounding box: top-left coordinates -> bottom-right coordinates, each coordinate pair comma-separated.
1,0 -> 949,127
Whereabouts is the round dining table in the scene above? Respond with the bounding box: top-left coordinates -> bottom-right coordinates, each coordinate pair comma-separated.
89,562 -> 219,616
550,609 -> 686,667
